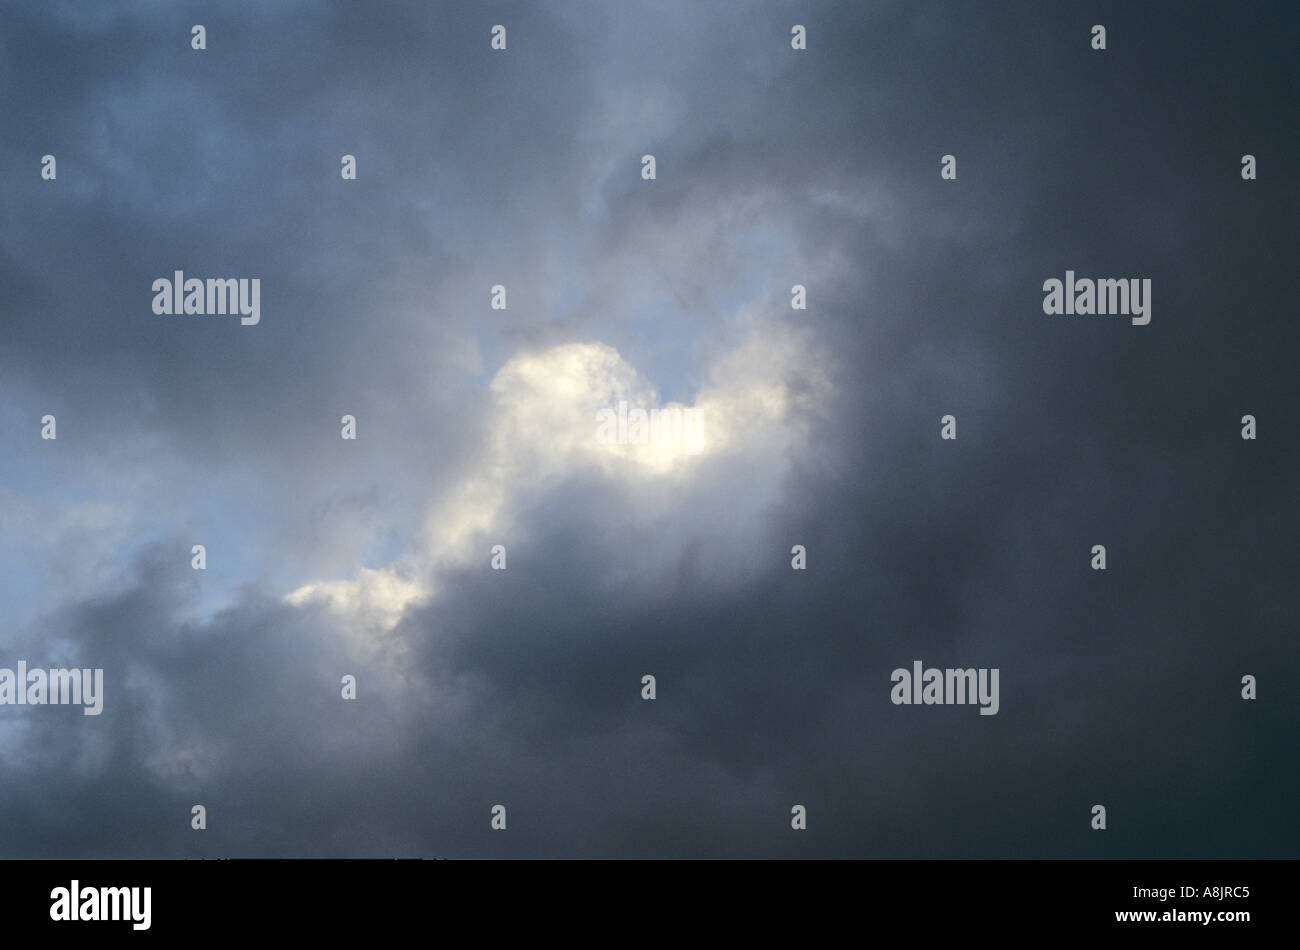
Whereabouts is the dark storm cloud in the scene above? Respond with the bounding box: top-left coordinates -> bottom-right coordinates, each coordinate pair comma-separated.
0,0 -> 1294,858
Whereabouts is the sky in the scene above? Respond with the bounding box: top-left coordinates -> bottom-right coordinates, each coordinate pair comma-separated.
0,0 -> 1295,858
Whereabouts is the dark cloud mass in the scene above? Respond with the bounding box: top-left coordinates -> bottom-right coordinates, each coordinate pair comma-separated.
0,0 -> 1295,858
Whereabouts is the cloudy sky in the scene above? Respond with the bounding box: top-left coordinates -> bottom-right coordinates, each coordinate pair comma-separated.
0,0 -> 1295,858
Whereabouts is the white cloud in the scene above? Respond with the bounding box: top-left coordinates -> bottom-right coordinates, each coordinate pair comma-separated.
285,324 -> 828,630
